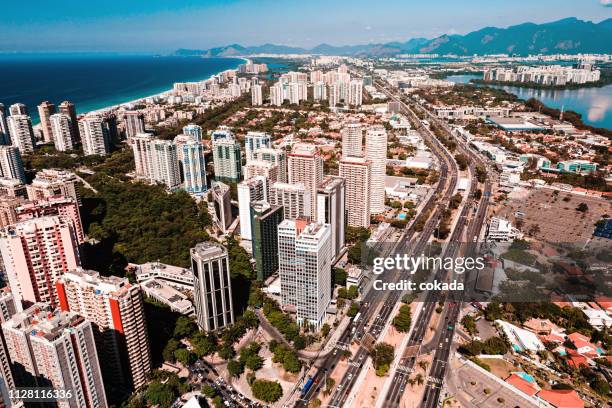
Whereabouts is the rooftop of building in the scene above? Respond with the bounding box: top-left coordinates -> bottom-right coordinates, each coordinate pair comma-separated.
318,175 -> 345,191
61,268 -> 131,295
130,261 -> 193,284
4,303 -> 86,342
140,278 -> 193,312
191,241 -> 227,260
290,143 -> 318,157
270,182 -> 306,192
0,177 -> 25,187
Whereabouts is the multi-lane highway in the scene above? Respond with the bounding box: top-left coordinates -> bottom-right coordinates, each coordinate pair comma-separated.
323,81 -> 460,408
296,78 -> 459,408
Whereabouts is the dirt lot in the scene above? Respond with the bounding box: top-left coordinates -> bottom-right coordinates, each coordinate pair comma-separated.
493,188 -> 611,243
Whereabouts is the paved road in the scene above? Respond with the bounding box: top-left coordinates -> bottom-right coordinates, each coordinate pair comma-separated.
323,79 -> 460,408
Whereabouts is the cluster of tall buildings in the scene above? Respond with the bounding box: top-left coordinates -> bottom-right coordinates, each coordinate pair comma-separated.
132,123 -> 208,194
232,122 -> 387,330
263,66 -> 364,108
0,101 -> 118,157
483,64 -> 601,86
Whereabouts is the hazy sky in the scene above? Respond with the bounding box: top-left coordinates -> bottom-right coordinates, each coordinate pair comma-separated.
1,0 -> 610,52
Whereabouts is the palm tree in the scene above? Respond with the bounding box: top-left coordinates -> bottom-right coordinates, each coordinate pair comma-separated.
418,361 -> 429,372
407,377 -> 417,388
415,373 -> 425,386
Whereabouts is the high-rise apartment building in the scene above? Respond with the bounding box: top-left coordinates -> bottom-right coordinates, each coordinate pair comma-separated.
339,156 -> 372,228
288,143 -> 323,217
37,101 -> 56,143
58,101 -> 80,143
348,80 -> 363,106
243,160 -> 279,183
15,196 -> 84,244
0,146 -> 26,183
182,123 -> 203,141
2,303 -> 108,408
131,132 -> 154,178
123,111 -> 145,139
244,131 -> 271,162
251,84 -> 263,106
0,197 -> 21,228
253,147 -> 287,183
0,288 -> 17,405
317,176 -> 346,262
0,103 -> 10,145
56,268 -> 152,391
182,139 -> 208,195
210,181 -> 232,233
191,242 -> 234,331
50,113 -> 75,151
251,202 -> 283,281
0,178 -> 26,199
212,128 -> 242,182
313,82 -> 327,101
365,126 -> 388,214
341,123 -> 363,158
151,139 -> 181,190
79,114 -> 110,156
9,104 -> 28,117
237,176 -> 267,240
27,169 -> 81,205
269,182 -> 311,220
270,83 -> 284,106
0,215 -> 81,308
131,134 -> 181,190
6,115 -> 35,153
278,220 -> 331,330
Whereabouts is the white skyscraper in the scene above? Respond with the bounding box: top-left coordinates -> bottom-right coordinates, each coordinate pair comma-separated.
182,124 -> 203,141
79,114 -> 110,156
251,84 -> 263,106
313,82 -> 327,101
237,176 -> 268,240
269,182 -> 311,220
329,82 -> 340,107
365,126 -> 388,214
253,147 -> 287,183
317,176 -> 346,262
151,139 -> 181,190
288,143 -> 323,218
270,83 -> 284,106
50,113 -> 75,151
278,220 -> 331,330
132,133 -> 155,179
339,156 -> 372,228
0,146 -> 26,183
182,139 -> 208,195
123,111 -> 145,139
211,127 -> 242,182
191,242 -> 234,331
341,123 -> 363,158
348,80 -> 363,106
7,115 -> 35,153
245,131 -> 271,162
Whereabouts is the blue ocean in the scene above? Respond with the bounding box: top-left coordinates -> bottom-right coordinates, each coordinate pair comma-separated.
0,54 -> 243,123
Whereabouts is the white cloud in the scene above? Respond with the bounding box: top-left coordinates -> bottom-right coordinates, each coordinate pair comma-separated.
601,0 -> 612,6
365,25 -> 372,31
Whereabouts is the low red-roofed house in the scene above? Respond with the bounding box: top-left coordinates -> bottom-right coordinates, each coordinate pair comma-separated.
537,389 -> 584,408
566,352 -> 589,369
505,374 -> 539,396
567,332 -> 601,357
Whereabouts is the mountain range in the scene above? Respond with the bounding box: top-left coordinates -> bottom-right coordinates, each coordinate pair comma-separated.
175,17 -> 612,57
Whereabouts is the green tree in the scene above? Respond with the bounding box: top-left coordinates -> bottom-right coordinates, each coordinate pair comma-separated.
202,384 -> 216,398
393,304 -> 412,332
227,359 -> 245,378
251,379 -> 283,403
347,302 -> 360,318
174,348 -> 195,366
144,382 -> 177,408
461,315 -> 478,336
245,354 -> 264,371
162,338 -> 180,363
321,323 -> 331,337
373,343 -> 394,376
173,316 -> 197,339
218,343 -> 235,360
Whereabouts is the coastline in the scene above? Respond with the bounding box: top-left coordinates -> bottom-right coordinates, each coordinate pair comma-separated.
86,56 -> 246,117
7,55 -> 245,126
